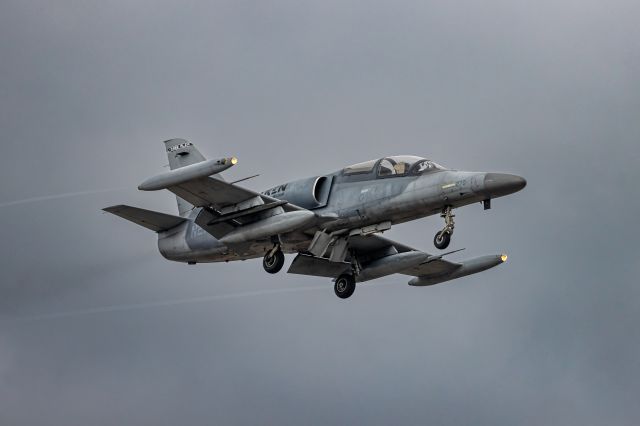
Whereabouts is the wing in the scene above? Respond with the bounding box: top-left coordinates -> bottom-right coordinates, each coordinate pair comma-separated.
347,234 -> 462,277
288,234 -> 461,279
164,176 -> 311,239
167,175 -> 299,213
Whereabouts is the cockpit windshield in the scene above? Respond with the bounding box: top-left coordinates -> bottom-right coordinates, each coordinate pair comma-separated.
343,156 -> 445,177
410,159 -> 446,174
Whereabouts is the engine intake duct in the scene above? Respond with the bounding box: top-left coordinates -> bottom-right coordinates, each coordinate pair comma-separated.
268,176 -> 333,210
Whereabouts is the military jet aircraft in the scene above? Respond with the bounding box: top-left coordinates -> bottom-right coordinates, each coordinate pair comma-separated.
104,139 -> 526,299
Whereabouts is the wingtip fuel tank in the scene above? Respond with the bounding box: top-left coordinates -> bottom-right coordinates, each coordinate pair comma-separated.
138,157 -> 237,191
408,254 -> 507,287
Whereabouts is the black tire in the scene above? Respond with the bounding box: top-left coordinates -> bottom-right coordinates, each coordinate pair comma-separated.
434,231 -> 451,250
334,274 -> 356,299
263,250 -> 285,274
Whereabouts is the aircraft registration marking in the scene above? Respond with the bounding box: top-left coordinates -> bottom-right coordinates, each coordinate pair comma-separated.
262,184 -> 288,197
167,142 -> 193,152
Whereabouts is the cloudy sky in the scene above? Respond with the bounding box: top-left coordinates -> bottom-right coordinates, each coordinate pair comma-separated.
1,1 -> 639,425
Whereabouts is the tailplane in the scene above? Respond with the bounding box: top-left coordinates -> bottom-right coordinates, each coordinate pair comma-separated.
103,205 -> 186,232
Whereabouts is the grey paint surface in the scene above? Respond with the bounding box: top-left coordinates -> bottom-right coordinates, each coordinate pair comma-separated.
132,139 -> 521,278
1,1 -> 639,425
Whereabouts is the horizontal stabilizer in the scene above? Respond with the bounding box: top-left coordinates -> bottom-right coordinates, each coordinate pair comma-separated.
103,205 -> 186,232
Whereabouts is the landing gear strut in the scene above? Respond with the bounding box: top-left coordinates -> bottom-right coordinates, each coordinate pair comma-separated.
263,245 -> 285,274
434,206 -> 455,250
334,274 -> 356,299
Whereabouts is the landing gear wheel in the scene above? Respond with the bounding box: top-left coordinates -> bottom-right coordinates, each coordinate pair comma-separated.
434,206 -> 455,250
434,231 -> 451,250
334,274 -> 356,299
263,250 -> 285,274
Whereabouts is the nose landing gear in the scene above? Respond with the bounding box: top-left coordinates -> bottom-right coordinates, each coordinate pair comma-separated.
263,245 -> 285,274
434,206 -> 455,250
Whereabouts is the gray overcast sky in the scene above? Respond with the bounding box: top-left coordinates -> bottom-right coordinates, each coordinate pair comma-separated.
1,1 -> 639,425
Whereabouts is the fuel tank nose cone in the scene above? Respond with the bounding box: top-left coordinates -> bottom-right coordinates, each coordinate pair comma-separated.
483,173 -> 527,197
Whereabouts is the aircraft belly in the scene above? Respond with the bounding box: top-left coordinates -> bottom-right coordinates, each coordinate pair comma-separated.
188,235 -> 311,264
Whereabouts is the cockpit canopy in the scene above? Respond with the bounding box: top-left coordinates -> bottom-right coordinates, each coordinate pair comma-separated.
343,155 -> 445,177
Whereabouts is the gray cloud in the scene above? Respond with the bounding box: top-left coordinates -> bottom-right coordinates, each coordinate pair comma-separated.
1,0 -> 639,425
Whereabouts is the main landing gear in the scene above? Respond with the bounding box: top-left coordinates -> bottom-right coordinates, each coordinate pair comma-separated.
261,242 -> 357,299
434,206 -> 455,250
334,274 -> 356,299
263,245 -> 285,274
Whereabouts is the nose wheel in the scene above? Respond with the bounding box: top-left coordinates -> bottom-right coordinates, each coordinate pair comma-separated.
434,231 -> 451,250
434,206 -> 455,250
263,246 -> 285,274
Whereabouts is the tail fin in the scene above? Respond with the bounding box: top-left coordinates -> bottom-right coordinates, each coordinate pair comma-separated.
163,138 -> 222,216
164,138 -> 206,170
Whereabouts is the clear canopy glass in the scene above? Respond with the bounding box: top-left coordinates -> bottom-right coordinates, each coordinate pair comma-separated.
343,156 -> 445,176
410,159 -> 446,174
378,155 -> 425,176
343,159 -> 377,175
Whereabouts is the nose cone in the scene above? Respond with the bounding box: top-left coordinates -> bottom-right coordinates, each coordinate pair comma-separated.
483,173 -> 527,198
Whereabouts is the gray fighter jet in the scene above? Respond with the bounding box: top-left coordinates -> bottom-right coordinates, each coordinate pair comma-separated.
104,139 -> 526,299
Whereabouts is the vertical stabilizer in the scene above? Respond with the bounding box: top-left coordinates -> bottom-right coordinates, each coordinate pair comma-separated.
163,139 -> 216,216
164,138 -> 206,170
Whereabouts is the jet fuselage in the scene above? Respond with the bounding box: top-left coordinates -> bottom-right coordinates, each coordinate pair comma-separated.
158,159 -> 525,263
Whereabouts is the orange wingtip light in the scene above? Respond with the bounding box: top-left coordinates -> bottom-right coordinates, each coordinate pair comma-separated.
500,254 -> 508,262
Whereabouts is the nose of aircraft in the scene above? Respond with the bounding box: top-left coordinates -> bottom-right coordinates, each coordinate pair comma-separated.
483,173 -> 527,197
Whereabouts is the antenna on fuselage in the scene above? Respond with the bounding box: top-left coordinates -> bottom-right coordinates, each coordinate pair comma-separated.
229,174 -> 260,185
